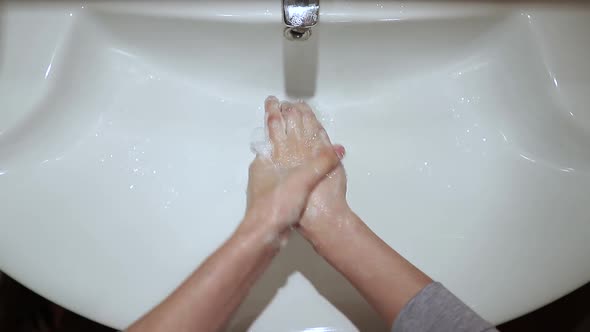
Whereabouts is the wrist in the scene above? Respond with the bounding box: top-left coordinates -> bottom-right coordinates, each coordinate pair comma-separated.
234,212 -> 285,253
299,207 -> 364,255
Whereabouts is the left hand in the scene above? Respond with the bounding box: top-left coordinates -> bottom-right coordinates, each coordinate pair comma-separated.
241,96 -> 344,245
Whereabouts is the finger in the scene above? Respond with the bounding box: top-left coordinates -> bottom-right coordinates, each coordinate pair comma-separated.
265,96 -> 286,142
283,105 -> 304,138
333,144 -> 346,159
296,101 -> 315,120
300,101 -> 321,132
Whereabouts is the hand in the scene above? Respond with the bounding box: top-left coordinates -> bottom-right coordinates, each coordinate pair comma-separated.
240,96 -> 344,246
287,102 -> 353,249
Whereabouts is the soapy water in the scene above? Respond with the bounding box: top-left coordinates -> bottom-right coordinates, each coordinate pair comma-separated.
248,100 -> 347,239
250,126 -> 273,158
249,108 -> 273,158
249,101 -> 335,158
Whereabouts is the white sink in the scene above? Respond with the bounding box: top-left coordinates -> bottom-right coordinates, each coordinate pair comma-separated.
1,1 -> 589,331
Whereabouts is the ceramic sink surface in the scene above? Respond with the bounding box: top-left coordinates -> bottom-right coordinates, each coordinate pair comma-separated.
1,1 -> 589,331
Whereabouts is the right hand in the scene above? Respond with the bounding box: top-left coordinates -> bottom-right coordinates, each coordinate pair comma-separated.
286,102 -> 354,248
240,97 -> 344,243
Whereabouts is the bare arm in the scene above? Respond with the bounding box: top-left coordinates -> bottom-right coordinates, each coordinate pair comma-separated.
126,223 -> 278,332
126,96 -> 342,332
289,101 -> 432,326
291,100 -> 496,331
300,209 -> 432,327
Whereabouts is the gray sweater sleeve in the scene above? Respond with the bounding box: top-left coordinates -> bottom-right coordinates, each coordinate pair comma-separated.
392,282 -> 499,332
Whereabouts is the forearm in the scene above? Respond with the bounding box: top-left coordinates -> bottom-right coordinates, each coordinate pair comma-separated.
307,211 -> 432,327
126,221 -> 279,332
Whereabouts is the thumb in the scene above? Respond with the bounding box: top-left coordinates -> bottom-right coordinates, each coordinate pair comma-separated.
288,145 -> 343,195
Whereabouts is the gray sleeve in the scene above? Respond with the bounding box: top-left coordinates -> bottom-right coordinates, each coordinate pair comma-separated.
392,282 -> 499,332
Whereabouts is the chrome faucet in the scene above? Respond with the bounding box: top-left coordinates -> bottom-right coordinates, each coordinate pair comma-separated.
283,0 -> 319,39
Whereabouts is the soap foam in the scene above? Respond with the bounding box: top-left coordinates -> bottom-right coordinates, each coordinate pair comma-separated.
249,101 -> 336,159
250,105 -> 273,159
249,126 -> 272,158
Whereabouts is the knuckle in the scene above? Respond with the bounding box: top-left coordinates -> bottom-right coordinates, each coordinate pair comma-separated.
267,113 -> 281,123
296,101 -> 312,112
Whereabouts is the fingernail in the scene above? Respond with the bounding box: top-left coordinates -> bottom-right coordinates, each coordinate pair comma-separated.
280,102 -> 292,112
335,146 -> 346,159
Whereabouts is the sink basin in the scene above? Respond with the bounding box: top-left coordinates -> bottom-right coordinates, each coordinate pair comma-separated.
1,1 -> 590,331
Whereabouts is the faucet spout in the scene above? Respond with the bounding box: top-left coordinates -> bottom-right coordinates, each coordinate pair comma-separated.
283,0 -> 320,29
